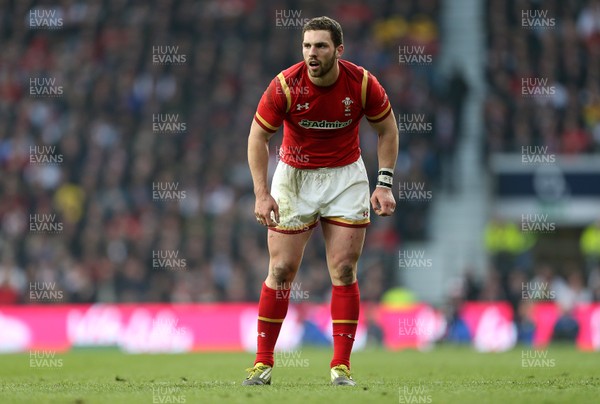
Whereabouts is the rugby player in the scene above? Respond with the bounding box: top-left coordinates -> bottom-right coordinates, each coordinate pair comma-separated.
244,16 -> 398,386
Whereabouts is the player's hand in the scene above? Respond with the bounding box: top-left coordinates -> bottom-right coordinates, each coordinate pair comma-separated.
254,193 -> 280,227
371,186 -> 396,216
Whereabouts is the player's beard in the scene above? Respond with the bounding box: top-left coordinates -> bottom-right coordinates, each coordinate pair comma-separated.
307,54 -> 336,78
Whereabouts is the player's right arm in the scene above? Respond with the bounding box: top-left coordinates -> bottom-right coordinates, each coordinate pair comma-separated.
248,76 -> 288,227
248,119 -> 279,227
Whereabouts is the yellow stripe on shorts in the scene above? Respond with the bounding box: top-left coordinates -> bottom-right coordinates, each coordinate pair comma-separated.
323,217 -> 370,226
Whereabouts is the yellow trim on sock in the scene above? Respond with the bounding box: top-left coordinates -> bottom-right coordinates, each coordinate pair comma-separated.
258,316 -> 285,323
332,319 -> 359,324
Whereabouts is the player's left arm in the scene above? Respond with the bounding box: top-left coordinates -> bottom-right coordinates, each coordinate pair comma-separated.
368,111 -> 398,216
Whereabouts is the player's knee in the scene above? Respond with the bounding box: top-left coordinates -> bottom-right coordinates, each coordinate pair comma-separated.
269,262 -> 297,285
332,263 -> 356,285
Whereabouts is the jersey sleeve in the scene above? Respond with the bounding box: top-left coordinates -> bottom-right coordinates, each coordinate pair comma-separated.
363,70 -> 392,123
254,76 -> 287,133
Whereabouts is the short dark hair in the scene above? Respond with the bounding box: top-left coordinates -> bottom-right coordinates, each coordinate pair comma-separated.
302,16 -> 343,48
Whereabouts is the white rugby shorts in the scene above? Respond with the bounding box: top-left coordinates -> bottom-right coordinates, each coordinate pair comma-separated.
270,157 -> 370,233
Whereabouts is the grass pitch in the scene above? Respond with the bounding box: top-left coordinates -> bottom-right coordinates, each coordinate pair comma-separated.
0,345 -> 598,403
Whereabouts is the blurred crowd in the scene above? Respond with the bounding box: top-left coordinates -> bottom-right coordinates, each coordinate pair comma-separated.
463,0 -> 600,341
446,218 -> 600,343
0,0 -> 453,304
484,0 -> 600,282
485,0 -> 600,154
479,218 -> 600,302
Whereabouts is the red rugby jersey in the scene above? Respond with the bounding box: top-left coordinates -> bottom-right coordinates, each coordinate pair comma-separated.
254,59 -> 391,169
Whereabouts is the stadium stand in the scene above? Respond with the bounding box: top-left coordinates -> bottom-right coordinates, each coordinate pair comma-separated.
0,0 -> 449,304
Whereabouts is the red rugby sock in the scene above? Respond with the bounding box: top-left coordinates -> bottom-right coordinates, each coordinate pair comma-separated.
330,282 -> 360,369
255,282 -> 289,367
